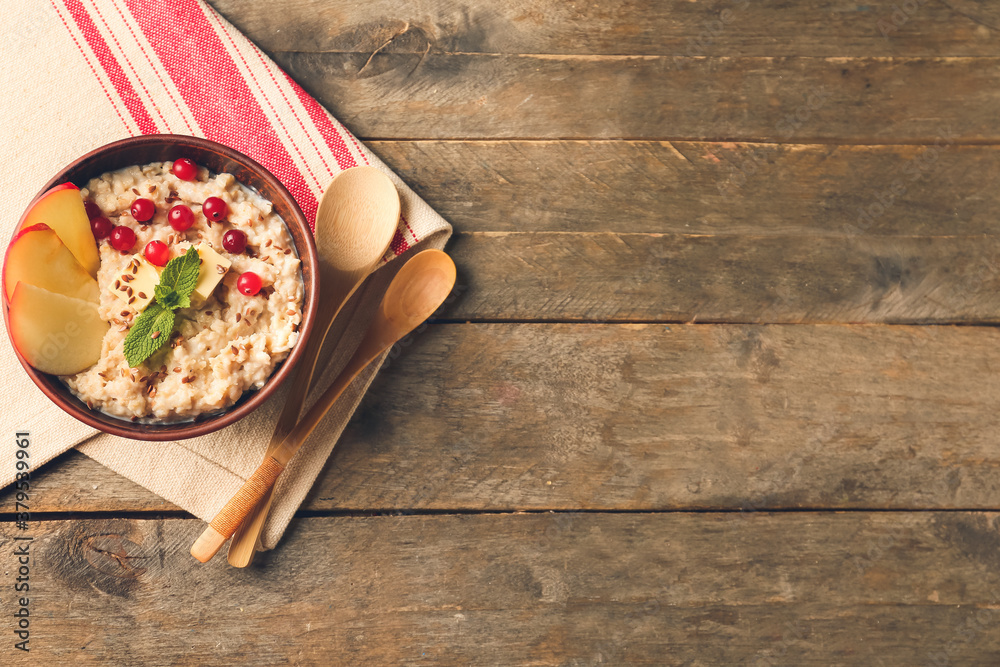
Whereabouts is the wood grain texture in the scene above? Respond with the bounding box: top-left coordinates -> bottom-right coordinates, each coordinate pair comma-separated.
270,53 -> 1000,141
5,513 -> 1000,665
208,0 -> 1000,57
445,232 -> 1000,323
11,324 -> 1000,514
370,140 -> 1000,235
310,323 -> 1000,512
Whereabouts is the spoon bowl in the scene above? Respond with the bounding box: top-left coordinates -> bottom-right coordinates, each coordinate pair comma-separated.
370,248 -> 458,348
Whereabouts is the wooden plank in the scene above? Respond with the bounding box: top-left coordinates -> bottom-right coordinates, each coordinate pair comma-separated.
268,52 -> 998,141
11,324 -> 1000,513
443,232 -> 1000,323
5,512 -> 1000,664
316,323 -> 1000,511
209,0 -> 1000,58
0,450 -> 180,514
369,140 -> 1000,235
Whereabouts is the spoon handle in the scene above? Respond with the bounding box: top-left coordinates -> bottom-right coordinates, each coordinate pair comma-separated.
226,293 -> 363,567
191,250 -> 456,563
190,335 -> 383,563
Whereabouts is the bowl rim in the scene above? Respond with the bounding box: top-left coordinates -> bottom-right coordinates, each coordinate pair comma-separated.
2,134 -> 319,441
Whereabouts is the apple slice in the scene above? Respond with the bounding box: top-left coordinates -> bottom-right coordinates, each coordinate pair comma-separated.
3,223 -> 100,304
8,283 -> 108,375
18,183 -> 100,278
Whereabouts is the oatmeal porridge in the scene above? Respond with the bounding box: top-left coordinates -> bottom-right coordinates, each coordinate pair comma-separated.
63,160 -> 304,421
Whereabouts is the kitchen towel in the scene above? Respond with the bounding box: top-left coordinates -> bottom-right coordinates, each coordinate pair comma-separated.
0,0 -> 452,548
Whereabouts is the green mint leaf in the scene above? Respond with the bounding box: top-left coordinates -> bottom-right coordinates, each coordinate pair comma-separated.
154,246 -> 201,309
154,283 -> 186,310
123,303 -> 176,368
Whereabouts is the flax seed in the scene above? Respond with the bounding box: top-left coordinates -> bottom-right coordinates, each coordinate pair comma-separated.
122,274 -> 133,282
120,310 -> 130,318
114,279 -> 121,289
132,187 -> 140,195
173,367 -> 181,373
182,375 -> 196,384
126,286 -> 133,296
148,185 -> 156,193
138,375 -> 148,383
86,400 -> 93,410
138,292 -> 147,299
284,248 -> 291,255
206,311 -> 213,317
216,264 -> 226,274
236,313 -> 242,323
128,297 -> 135,304
151,331 -> 160,339
265,239 -> 272,247
286,309 -> 296,316
231,345 -> 239,354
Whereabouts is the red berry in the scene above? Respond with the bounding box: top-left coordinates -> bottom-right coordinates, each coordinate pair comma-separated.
237,271 -> 263,296
144,240 -> 170,267
222,229 -> 247,254
90,216 -> 113,240
172,158 -> 198,181
131,198 -> 155,223
84,200 -> 102,220
168,204 -> 194,232
110,226 -> 137,253
202,197 -> 228,222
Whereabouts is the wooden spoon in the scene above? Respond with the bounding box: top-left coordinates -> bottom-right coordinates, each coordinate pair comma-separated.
191,249 -> 457,563
226,166 -> 399,567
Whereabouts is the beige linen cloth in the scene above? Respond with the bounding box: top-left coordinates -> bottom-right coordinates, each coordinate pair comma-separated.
0,0 -> 451,548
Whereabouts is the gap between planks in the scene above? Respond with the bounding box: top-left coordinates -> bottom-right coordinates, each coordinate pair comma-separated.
363,137 -> 1000,146
9,507 -> 1000,523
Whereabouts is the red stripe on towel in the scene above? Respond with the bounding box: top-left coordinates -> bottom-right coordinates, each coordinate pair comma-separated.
123,0 -> 319,227
62,0 -> 158,134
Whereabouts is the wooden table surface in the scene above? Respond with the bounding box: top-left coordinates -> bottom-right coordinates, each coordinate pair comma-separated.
6,1 -> 1000,664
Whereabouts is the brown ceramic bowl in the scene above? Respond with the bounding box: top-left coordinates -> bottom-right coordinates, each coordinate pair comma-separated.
2,135 -> 319,440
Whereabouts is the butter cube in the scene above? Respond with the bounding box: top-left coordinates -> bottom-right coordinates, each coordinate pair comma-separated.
191,243 -> 231,307
111,255 -> 161,312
